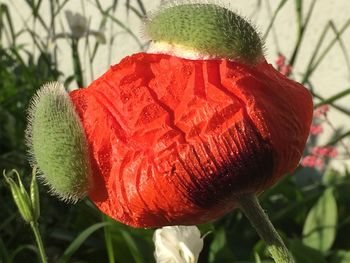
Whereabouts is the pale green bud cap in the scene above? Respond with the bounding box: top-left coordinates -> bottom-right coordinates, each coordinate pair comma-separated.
26,82 -> 92,203
145,3 -> 264,64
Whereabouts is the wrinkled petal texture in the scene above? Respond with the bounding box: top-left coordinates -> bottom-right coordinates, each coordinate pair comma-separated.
70,53 -> 313,227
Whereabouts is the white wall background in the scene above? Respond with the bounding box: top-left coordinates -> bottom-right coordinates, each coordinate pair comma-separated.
4,0 -> 350,169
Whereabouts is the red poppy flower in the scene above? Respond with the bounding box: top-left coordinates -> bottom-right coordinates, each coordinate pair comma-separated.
27,3 -> 313,228
67,52 -> 313,227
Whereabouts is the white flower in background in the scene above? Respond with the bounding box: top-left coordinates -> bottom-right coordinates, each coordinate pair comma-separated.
154,225 -> 204,263
65,10 -> 88,38
53,10 -> 105,44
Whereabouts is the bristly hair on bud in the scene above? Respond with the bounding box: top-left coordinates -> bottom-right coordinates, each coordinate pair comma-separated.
145,1 -> 264,64
25,82 -> 92,203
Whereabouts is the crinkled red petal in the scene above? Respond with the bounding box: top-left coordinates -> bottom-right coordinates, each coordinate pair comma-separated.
69,53 -> 313,227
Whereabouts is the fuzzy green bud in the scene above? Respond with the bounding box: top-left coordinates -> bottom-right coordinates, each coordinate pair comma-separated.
26,82 -> 92,203
145,3 -> 264,64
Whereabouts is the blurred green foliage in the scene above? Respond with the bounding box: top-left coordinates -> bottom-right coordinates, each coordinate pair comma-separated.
1,0 -> 350,262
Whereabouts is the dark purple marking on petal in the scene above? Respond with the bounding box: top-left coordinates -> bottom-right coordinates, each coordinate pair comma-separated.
177,120 -> 274,208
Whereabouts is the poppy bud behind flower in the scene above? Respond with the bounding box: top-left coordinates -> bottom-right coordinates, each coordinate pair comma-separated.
26,3 -> 313,227
26,82 -> 92,202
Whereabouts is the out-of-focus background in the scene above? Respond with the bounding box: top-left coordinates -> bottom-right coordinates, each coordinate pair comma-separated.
4,0 -> 350,167
1,1 -> 350,263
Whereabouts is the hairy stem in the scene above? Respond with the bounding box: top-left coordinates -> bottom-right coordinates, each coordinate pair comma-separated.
235,193 -> 295,263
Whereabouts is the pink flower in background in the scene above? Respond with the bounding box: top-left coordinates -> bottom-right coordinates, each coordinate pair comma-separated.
314,105 -> 329,118
310,124 -> 323,135
280,64 -> 293,76
301,104 -> 339,169
276,54 -> 286,67
275,54 -> 292,76
311,146 -> 338,158
301,155 -> 325,169
308,104 -> 330,136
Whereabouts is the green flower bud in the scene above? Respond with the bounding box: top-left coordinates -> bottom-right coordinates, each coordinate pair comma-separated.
145,3 -> 264,64
26,82 -> 92,203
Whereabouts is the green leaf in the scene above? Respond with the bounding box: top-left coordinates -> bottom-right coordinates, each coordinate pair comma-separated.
58,222 -> 111,263
330,250 -> 350,263
209,228 -> 226,263
323,169 -> 344,186
290,240 -> 326,263
302,188 -> 337,252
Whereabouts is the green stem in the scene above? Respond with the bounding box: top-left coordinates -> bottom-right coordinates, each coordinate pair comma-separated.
71,38 -> 84,87
289,0 -> 317,67
30,222 -> 48,263
313,87 -> 350,108
235,193 -> 295,263
263,0 -> 288,40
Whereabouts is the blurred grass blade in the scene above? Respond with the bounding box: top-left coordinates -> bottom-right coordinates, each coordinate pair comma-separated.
126,4 -> 144,19
103,215 -> 116,263
126,0 -> 130,16
135,0 -> 146,15
8,244 -> 37,263
301,21 -> 331,84
0,238 -> 8,262
24,0 -> 49,31
34,0 -> 43,17
326,130 -> 350,146
94,0 -> 143,49
294,0 -> 302,26
314,87 -> 350,108
310,21 -> 350,74
120,229 -> 143,263
263,0 -> 288,40
307,81 -> 350,116
0,3 -> 16,45
329,22 -> 350,78
103,13 -> 143,49
0,213 -> 16,232
290,0 -> 317,66
112,0 -> 118,11
54,0 -> 71,16
59,222 -> 112,263
302,18 -> 350,84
